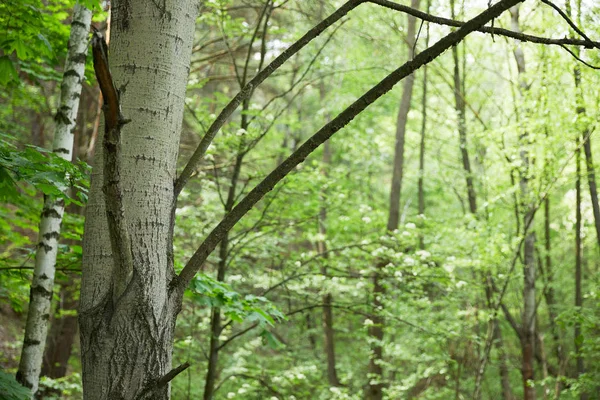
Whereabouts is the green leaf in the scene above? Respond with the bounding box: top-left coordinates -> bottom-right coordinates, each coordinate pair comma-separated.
0,56 -> 18,85
0,370 -> 31,400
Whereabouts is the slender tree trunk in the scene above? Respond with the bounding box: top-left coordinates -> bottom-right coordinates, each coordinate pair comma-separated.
16,5 -> 92,394
318,73 -> 341,386
452,38 -> 476,215
366,1 -> 420,399
582,131 -> 600,249
494,322 -> 513,400
318,139 -> 341,387
368,7 -> 428,388
417,0 -> 429,250
541,194 -> 566,371
575,134 -> 585,389
385,0 -> 420,231
203,152 -> 243,400
449,3 -> 511,396
79,2 -> 198,399
42,76 -> 97,383
569,0 -> 587,386
510,5 -> 536,400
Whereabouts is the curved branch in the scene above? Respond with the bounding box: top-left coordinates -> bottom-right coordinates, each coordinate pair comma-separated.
369,0 -> 600,48
540,0 -> 598,49
172,0 -> 524,295
174,0 -> 363,196
175,0 -> 599,197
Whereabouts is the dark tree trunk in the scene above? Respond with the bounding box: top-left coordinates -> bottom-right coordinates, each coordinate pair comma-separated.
417,0 -> 430,250
575,135 -> 584,387
41,279 -> 78,378
203,151 -> 244,400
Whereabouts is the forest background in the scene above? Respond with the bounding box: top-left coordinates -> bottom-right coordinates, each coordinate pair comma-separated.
1,0 -> 600,399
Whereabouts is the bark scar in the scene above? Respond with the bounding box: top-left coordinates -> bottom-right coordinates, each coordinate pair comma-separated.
92,29 -> 134,305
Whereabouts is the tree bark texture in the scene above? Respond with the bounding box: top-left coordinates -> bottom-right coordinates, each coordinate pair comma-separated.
79,1 -> 198,399
77,1 -> 523,398
16,4 -> 92,394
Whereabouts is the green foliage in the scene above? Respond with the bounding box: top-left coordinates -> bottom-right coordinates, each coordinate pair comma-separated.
0,134 -> 90,204
38,374 -> 83,399
190,274 -> 284,326
2,0 -> 600,399
0,370 -> 30,400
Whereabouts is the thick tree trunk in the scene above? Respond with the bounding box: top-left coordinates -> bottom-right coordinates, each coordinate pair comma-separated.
16,4 -> 92,394
366,1 -> 420,399
510,5 -> 536,400
79,2 -> 198,399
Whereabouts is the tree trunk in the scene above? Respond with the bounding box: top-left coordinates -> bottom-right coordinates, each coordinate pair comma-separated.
385,0 -> 420,232
366,1 -> 420,399
575,134 -> 585,389
41,277 -> 78,379
16,4 -> 92,394
449,3 -> 512,396
570,1 -> 587,387
510,5 -> 536,400
451,36 -> 476,215
417,0 -> 430,250
79,2 -> 198,399
319,139 -> 341,387
203,152 -> 243,400
318,74 -> 341,387
494,322 -> 513,400
582,131 -> 600,249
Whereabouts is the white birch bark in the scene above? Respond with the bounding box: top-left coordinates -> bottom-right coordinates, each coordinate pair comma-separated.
79,1 -> 198,399
16,4 -> 92,395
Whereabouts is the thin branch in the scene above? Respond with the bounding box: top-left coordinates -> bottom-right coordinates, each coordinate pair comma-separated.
540,0 -> 598,49
174,0 -> 362,196
559,44 -> 600,70
368,0 -> 600,48
172,0 -> 524,295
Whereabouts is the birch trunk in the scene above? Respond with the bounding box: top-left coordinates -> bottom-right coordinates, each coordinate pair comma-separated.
79,1 -> 198,399
16,4 -> 92,394
510,5 -> 536,400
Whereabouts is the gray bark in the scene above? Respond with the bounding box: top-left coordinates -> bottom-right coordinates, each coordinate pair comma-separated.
79,1 -> 198,399
16,4 -> 92,394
